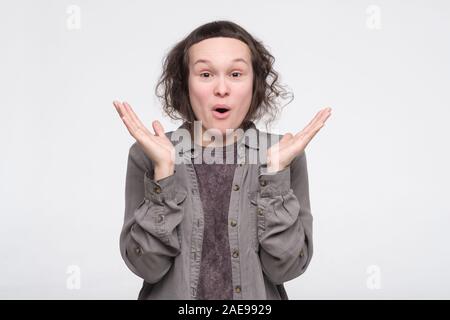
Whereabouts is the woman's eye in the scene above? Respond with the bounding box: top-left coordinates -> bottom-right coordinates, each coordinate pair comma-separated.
199,71 -> 242,78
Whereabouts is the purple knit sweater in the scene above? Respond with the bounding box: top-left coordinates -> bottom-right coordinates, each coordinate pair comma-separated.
193,142 -> 238,300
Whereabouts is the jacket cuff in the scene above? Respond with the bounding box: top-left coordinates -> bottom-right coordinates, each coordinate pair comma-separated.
144,169 -> 179,205
258,165 -> 291,196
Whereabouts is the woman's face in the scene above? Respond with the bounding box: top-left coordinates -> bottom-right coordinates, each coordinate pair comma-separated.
188,37 -> 254,144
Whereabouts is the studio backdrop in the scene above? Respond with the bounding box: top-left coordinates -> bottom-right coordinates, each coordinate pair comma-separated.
1,0 -> 449,299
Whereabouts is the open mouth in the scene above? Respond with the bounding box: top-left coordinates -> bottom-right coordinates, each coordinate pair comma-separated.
215,108 -> 229,113
212,105 -> 231,119
212,104 -> 231,119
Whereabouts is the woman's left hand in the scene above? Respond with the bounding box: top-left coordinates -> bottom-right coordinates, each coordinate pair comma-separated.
266,107 -> 332,173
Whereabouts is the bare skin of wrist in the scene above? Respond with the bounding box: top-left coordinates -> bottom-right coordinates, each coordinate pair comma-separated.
154,164 -> 175,181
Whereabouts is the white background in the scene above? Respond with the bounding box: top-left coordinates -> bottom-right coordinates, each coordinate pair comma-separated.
1,0 -> 449,299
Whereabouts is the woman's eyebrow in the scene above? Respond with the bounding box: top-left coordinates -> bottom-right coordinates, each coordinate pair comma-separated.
193,58 -> 248,66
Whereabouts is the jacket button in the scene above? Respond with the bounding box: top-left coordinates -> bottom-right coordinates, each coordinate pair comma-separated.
235,286 -> 241,293
230,219 -> 237,227
135,246 -> 143,256
259,179 -> 267,187
153,186 -> 161,194
300,250 -> 305,258
257,208 -> 263,216
233,184 -> 240,191
232,249 -> 239,258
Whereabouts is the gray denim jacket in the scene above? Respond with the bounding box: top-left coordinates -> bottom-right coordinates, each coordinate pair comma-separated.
119,121 -> 313,300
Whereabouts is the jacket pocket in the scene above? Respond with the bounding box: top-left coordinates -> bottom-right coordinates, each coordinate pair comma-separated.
173,190 -> 188,206
166,190 -> 188,249
136,198 -> 146,210
247,191 -> 260,253
174,191 -> 187,248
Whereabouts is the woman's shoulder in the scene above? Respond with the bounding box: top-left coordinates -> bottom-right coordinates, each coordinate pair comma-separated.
128,141 -> 153,170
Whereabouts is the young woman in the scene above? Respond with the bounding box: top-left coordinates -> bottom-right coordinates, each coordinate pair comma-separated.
113,20 -> 331,300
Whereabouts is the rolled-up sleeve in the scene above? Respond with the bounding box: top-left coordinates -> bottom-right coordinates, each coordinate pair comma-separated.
119,143 -> 187,284
256,150 -> 313,285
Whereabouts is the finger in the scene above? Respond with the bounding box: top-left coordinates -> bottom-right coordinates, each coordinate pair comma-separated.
295,114 -> 321,139
152,120 -> 166,137
122,115 -> 161,156
122,102 -> 140,126
115,101 -> 156,146
115,102 -> 134,130
301,109 -> 326,133
295,107 -> 331,139
120,113 -> 140,138
123,102 -> 145,128
316,107 -> 332,125
278,132 -> 293,146
321,109 -> 332,124
307,108 -> 330,128
305,124 -> 324,144
291,129 -> 317,155
296,116 -> 328,148
114,101 -> 142,138
113,100 -> 125,117
115,101 -> 132,123
116,101 -> 138,129
123,102 -> 154,138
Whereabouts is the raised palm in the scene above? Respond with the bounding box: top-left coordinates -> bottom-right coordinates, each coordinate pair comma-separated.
113,101 -> 175,167
266,107 -> 332,173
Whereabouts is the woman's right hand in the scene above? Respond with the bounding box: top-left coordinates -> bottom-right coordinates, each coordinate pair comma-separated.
113,100 -> 175,179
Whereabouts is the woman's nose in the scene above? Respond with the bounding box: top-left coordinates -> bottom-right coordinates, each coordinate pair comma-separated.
214,76 -> 230,97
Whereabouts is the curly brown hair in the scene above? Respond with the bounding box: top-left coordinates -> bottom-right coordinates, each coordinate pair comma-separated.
155,20 -> 293,132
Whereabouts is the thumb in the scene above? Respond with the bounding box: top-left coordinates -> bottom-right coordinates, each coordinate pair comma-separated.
152,120 -> 165,137
280,132 -> 293,143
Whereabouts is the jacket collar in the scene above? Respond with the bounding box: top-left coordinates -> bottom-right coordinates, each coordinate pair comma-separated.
171,121 -> 260,155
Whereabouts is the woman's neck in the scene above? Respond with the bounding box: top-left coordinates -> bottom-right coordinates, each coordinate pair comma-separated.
192,126 -> 244,148
195,131 -> 240,148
